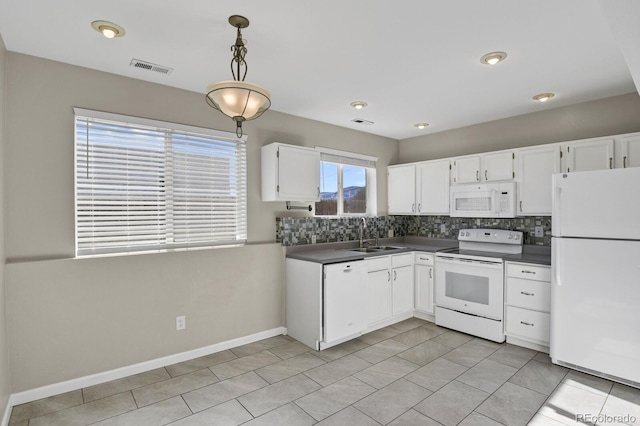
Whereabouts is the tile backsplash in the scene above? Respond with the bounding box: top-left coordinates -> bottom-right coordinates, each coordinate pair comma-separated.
276,215 -> 551,246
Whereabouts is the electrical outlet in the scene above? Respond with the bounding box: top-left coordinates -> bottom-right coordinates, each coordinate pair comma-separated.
440,224 -> 446,233
534,226 -> 544,238
388,229 -> 394,238
311,234 -> 317,244
476,218 -> 481,226
176,315 -> 186,331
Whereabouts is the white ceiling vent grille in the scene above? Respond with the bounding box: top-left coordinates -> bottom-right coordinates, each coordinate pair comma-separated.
129,59 -> 173,75
351,118 -> 374,125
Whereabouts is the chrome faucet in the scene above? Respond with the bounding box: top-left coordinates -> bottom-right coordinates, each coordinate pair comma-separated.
359,217 -> 367,248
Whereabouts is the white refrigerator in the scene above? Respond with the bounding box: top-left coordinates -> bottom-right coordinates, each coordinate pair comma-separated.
551,167 -> 640,388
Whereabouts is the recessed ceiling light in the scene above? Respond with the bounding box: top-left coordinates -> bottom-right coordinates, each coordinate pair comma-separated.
414,123 -> 429,129
350,101 -> 368,110
91,20 -> 126,39
480,51 -> 507,65
532,92 -> 555,102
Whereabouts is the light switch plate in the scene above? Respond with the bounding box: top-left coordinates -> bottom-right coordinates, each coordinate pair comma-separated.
440,224 -> 446,233
534,226 -> 544,237
311,234 -> 317,244
388,229 -> 394,238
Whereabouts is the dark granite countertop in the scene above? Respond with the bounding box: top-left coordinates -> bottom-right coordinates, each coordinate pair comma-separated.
285,237 -> 459,264
504,245 -> 551,266
285,236 -> 551,266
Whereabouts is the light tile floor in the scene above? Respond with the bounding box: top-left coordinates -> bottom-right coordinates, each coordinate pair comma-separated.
9,318 -> 640,425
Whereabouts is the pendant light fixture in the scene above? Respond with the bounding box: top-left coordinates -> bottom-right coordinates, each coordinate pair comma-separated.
206,15 -> 271,138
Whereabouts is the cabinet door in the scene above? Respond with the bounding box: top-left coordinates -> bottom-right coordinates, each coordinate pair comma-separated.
621,134 -> 640,168
388,164 -> 416,214
482,151 -> 514,182
452,155 -> 480,184
366,269 -> 393,325
417,160 -> 450,214
392,265 -> 414,316
414,264 -> 434,315
278,145 -> 320,201
562,138 -> 614,173
324,262 -> 366,343
517,145 -> 560,216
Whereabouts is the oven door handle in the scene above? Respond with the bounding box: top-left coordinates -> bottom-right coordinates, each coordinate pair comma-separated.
436,256 -> 503,269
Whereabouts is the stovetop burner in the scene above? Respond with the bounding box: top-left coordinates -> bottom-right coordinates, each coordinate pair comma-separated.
436,228 -> 524,261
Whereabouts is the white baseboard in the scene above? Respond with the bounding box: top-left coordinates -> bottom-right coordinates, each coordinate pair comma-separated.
1,395 -> 12,426
7,326 -> 286,409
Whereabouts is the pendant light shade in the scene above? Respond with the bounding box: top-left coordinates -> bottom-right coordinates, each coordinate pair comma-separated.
205,80 -> 271,123
206,15 -> 271,137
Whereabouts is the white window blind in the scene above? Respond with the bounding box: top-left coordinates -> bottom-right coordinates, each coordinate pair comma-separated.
74,108 -> 247,256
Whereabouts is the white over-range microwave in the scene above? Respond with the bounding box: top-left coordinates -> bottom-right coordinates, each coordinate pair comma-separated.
450,182 -> 517,218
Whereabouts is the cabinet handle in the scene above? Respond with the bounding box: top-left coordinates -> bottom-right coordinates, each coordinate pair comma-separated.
388,271 -> 391,282
476,170 -> 480,181
418,203 -> 421,212
609,157 -> 613,169
485,170 -> 488,180
520,321 -> 534,327
394,270 -> 397,281
317,187 -> 320,197
419,257 -> 428,261
343,269 -> 352,273
520,291 -> 535,296
519,200 -> 523,212
412,203 -> 415,213
624,156 -> 627,168
521,270 -> 536,275
429,269 -> 432,279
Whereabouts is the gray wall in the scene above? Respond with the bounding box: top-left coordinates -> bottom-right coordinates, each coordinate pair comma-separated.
0,34 -> 11,412
3,52 -> 397,392
398,93 -> 640,162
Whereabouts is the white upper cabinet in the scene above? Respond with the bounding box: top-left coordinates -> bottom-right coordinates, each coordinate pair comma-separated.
482,151 -> 516,182
561,137 -> 614,173
416,159 -> 450,215
261,143 -> 320,202
620,133 -> 640,168
452,152 -> 515,184
517,144 -> 561,216
451,155 -> 481,184
388,164 -> 416,214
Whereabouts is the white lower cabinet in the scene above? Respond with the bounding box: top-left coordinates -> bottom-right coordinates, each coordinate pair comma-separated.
505,262 -> 551,352
392,254 -> 414,316
414,253 -> 435,316
365,252 -> 418,330
365,256 -> 392,325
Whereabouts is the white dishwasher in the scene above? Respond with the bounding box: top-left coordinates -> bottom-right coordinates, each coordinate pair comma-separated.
324,261 -> 367,345
286,258 -> 367,350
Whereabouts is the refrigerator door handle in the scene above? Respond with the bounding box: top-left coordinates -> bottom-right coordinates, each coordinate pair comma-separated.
553,185 -> 562,236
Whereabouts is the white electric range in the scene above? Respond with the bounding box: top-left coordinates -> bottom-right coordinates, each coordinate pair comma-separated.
435,228 -> 523,342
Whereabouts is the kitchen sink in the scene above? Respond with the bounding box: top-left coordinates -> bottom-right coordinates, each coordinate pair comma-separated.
346,246 -> 406,253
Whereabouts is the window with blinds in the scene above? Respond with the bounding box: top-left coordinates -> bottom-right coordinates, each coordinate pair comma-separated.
74,108 -> 247,256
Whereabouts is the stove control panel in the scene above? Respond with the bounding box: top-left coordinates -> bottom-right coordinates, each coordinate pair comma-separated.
458,228 -> 523,245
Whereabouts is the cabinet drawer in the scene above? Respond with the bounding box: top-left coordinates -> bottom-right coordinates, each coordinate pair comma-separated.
392,253 -> 414,268
506,278 -> 551,312
506,263 -> 551,282
365,256 -> 391,272
506,306 -> 550,344
414,252 -> 434,266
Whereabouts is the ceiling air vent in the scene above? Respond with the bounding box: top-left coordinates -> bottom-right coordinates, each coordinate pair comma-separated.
351,118 -> 374,125
129,59 -> 173,75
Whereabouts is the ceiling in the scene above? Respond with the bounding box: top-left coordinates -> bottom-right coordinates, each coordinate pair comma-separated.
0,0 -> 638,140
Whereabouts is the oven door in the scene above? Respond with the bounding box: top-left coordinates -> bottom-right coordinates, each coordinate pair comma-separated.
435,256 -> 504,320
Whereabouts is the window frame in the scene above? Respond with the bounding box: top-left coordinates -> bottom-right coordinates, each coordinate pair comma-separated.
73,108 -> 248,257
